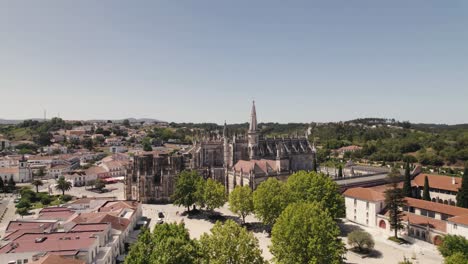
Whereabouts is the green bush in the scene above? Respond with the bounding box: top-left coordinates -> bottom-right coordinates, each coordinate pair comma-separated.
60,194 -> 72,202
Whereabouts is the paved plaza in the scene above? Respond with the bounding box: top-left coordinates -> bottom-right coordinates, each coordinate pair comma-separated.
141,203 -> 444,264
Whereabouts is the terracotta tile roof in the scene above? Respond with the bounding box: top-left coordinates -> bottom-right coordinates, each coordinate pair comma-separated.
38,210 -> 76,221
233,159 -> 277,174
70,223 -> 109,232
31,254 -> 85,264
405,197 -> 468,217
412,174 -> 461,192
0,231 -> 98,254
99,200 -> 138,212
343,187 -> 386,202
400,212 -> 447,232
447,214 -> 468,226
6,220 -> 56,233
3,229 -> 44,241
0,167 -> 19,174
84,166 -> 107,175
71,213 -> 130,232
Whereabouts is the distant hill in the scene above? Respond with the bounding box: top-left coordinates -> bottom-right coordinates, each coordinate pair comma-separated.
0,117 -> 165,125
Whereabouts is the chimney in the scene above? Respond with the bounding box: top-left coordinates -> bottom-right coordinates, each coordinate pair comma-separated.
452,177 -> 456,185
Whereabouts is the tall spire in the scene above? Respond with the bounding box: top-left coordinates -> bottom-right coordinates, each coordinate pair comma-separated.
249,100 -> 258,132
223,121 -> 228,138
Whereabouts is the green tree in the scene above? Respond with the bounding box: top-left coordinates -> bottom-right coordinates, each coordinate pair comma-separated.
286,171 -> 345,219
94,178 -> 106,192
7,177 -> 16,192
142,137 -> 153,151
438,234 -> 468,258
82,138 -> 94,150
172,171 -> 202,211
199,220 -> 266,264
423,175 -> 431,201
271,202 -> 346,264
55,176 -> 72,196
253,178 -> 289,226
444,252 -> 468,264
31,179 -> 43,193
456,167 -> 468,208
150,223 -> 200,264
125,227 -> 153,264
402,162 -> 412,197
338,165 -> 343,178
123,119 -> 131,127
203,178 -> 227,211
229,185 -> 254,224
16,207 -> 30,218
385,171 -> 406,239
347,230 -> 375,253
0,177 -> 4,193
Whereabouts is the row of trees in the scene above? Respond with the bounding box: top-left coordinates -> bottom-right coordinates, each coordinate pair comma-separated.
172,171 -> 227,212
125,220 -> 267,264
159,171 -> 346,263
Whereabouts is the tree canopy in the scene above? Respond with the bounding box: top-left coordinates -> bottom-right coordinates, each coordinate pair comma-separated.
285,171 -> 345,219
55,176 -> 72,196
270,202 -> 346,264
199,220 -> 266,264
456,167 -> 468,208
229,185 -> 254,224
172,171 -> 203,211
253,178 -> 289,226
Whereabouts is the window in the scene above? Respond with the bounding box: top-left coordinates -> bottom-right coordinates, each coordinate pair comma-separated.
427,211 -> 435,218
23,260 -> 28,264
354,215 -> 356,221
366,202 -> 369,209
366,219 -> 369,225
366,212 -> 369,217
454,224 -> 457,230
354,199 -> 357,206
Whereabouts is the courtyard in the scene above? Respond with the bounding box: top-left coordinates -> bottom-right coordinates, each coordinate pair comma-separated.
141,203 -> 444,264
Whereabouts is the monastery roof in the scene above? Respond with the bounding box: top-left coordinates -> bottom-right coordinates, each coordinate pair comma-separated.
412,174 -> 461,192
233,159 -> 277,174
396,212 -> 447,232
405,197 -> 468,217
343,187 -> 385,202
447,214 -> 468,226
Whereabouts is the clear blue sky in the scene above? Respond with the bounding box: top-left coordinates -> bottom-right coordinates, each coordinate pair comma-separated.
1,1 -> 467,124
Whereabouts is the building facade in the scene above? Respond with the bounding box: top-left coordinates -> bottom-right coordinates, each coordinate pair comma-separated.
125,153 -> 184,203
185,101 -> 316,191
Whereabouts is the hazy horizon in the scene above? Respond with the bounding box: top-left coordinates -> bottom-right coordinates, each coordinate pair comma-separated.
1,1 -> 467,124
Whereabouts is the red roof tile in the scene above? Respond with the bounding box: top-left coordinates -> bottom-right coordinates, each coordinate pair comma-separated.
412,174 -> 461,192
343,187 -> 386,202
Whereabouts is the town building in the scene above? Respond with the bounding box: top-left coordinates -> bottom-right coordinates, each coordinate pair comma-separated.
343,184 -> 468,246
411,173 -> 461,205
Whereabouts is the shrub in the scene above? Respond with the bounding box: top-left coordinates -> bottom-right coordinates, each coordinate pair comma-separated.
60,194 -> 73,202
347,230 -> 374,253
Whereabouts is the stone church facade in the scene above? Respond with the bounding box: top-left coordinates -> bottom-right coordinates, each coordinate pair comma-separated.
185,101 -> 316,191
